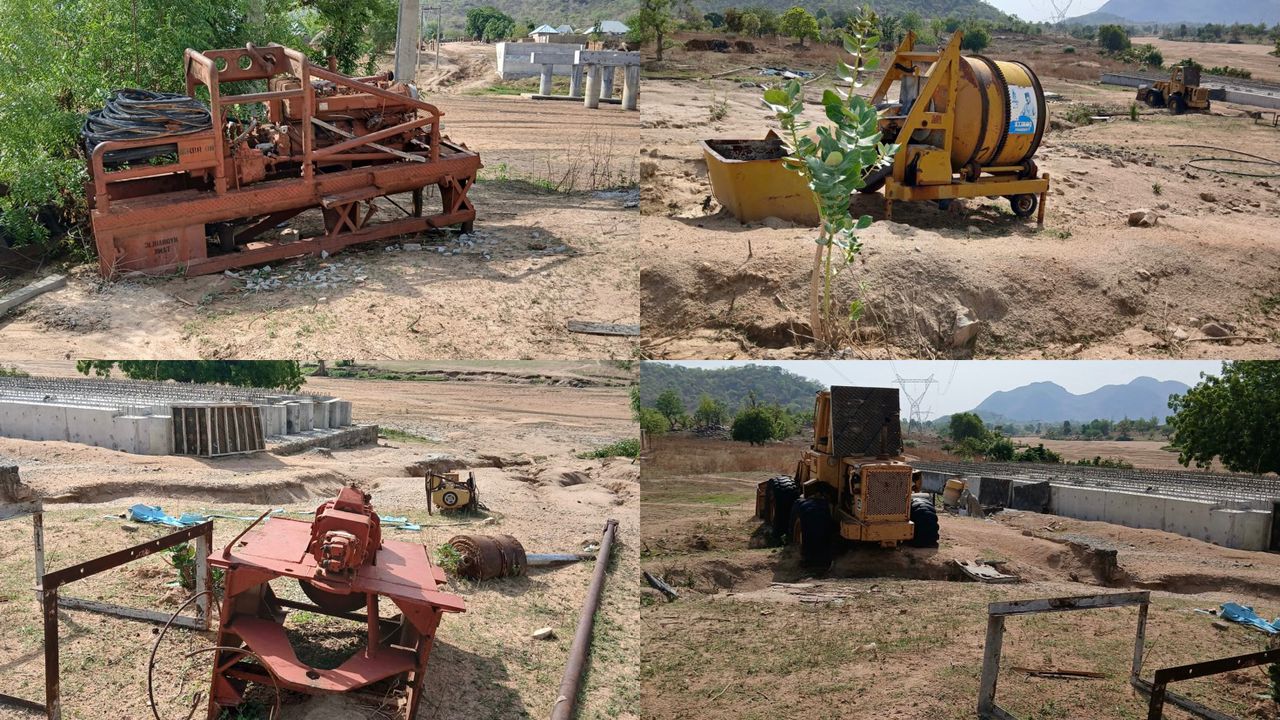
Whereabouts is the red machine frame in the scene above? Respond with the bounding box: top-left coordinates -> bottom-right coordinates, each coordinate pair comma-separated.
87,44 -> 481,278
204,490 -> 464,719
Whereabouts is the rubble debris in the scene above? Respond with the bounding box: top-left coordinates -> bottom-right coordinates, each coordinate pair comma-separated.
532,626 -> 557,640
1218,602 -> 1279,634
955,559 -> 1020,584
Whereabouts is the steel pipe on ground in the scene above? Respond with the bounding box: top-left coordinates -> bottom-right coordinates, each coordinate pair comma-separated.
550,518 -> 619,720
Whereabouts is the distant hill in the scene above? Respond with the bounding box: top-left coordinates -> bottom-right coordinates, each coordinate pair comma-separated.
969,377 -> 1191,423
695,0 -> 1008,22
1068,0 -> 1280,25
640,363 -> 823,415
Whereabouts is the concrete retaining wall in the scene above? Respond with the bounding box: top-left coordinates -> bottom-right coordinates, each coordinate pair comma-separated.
497,41 -> 584,79
0,400 -> 172,455
924,467 -> 1275,551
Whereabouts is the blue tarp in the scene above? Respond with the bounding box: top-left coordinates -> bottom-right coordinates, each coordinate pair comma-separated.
1219,602 -> 1280,634
127,504 -> 208,528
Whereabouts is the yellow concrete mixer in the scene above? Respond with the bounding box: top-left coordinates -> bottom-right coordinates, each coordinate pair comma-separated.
864,32 -> 1051,223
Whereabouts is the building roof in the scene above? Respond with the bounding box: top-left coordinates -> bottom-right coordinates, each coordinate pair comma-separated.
529,24 -> 559,35
585,20 -> 629,34
555,24 -> 574,34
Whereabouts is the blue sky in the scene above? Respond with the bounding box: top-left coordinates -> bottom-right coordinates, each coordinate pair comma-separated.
654,360 -> 1222,417
982,0 -> 1109,21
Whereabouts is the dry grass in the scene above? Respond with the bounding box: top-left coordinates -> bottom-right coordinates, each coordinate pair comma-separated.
537,128 -> 638,193
643,435 -> 805,477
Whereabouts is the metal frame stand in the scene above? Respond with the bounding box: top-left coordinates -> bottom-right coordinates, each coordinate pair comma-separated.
0,498 -> 213,720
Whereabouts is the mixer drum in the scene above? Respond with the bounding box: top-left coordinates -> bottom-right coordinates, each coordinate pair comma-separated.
947,55 -> 1046,171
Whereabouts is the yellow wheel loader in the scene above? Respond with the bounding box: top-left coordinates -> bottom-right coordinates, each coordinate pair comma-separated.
755,386 -> 938,566
1138,65 -> 1213,115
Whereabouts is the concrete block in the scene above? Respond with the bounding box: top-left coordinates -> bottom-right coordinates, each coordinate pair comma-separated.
497,41 -> 583,79
285,403 -> 302,434
296,400 -> 314,432
1010,481 -> 1051,512
312,399 -> 331,430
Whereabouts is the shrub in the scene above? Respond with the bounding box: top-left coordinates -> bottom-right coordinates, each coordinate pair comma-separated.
1063,46 -> 1076,54
578,438 -> 641,459
1098,24 -> 1130,52
960,23 -> 990,52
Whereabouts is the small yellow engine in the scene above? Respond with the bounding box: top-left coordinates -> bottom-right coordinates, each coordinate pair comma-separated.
426,470 -> 479,514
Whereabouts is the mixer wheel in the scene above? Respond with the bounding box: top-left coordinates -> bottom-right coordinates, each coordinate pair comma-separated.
1008,194 -> 1038,219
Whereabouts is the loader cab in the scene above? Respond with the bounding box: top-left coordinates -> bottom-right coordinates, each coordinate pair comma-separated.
812,390 -> 832,454
1175,65 -> 1201,88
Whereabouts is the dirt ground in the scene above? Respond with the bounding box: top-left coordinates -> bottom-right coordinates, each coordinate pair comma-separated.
0,43 -> 639,361
1132,37 -> 1280,85
1009,436 -> 1186,469
639,32 -> 1280,360
0,361 -> 639,719
640,436 -> 1280,720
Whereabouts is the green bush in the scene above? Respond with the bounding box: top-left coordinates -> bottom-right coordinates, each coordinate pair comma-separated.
578,438 -> 641,458
960,23 -> 990,52
1063,46 -> 1076,54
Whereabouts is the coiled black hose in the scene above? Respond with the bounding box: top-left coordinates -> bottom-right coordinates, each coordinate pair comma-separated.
83,89 -> 212,164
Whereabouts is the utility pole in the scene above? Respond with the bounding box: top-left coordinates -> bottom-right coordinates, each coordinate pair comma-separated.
394,0 -> 422,83
422,5 -> 443,70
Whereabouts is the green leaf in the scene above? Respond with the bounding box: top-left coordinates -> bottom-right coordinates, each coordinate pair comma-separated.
855,214 -> 873,230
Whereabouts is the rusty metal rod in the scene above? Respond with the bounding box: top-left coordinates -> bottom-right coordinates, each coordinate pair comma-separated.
550,518 -> 618,720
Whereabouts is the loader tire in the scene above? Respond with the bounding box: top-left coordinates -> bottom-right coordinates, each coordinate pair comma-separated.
859,164 -> 891,194
791,497 -> 835,567
908,496 -> 939,548
764,475 -> 799,537
1169,94 -> 1187,115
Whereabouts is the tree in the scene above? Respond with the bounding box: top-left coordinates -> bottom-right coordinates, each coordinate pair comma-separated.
76,361 -> 304,391
948,412 -> 987,443
987,436 -> 1015,461
693,394 -> 727,428
638,408 -> 668,435
779,6 -> 819,47
309,0 -> 387,73
465,6 -> 514,41
1167,362 -> 1280,475
960,22 -> 990,52
704,12 -> 724,28
1098,24 -> 1130,52
731,406 -> 773,445
741,12 -> 761,37
653,388 -> 686,430
724,7 -> 743,32
877,14 -> 903,50
631,0 -> 675,61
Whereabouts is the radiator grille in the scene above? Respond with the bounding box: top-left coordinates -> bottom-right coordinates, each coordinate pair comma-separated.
864,466 -> 912,518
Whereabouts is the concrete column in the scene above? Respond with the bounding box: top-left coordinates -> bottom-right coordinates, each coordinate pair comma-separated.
622,65 -> 640,111
569,65 -> 584,97
539,64 -> 554,96
393,0 -> 421,83
601,66 -> 614,98
584,64 -> 602,109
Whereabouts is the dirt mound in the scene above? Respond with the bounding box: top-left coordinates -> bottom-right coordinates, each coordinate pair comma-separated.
40,471 -> 351,505
734,40 -> 756,53
540,466 -> 592,486
685,38 -> 731,52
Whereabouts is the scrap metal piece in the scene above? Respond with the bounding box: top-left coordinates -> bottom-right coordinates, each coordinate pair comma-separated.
1136,648 -> 1280,720
978,591 -> 1151,720
447,533 -> 527,580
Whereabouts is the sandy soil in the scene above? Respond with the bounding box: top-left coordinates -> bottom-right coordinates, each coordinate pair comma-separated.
0,367 -> 639,719
640,438 -> 1280,720
1133,37 -> 1280,85
0,43 -> 639,361
639,33 -> 1280,360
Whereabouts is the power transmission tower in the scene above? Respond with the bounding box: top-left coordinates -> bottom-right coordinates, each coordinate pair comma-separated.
895,375 -> 937,437
1047,0 -> 1073,25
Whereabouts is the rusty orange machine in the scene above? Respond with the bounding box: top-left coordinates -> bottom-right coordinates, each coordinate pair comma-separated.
84,44 -> 480,278
204,486 -> 464,718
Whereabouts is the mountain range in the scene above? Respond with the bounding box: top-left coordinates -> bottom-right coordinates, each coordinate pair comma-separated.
969,376 -> 1191,423
1069,0 -> 1280,25
695,0 -> 1008,22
